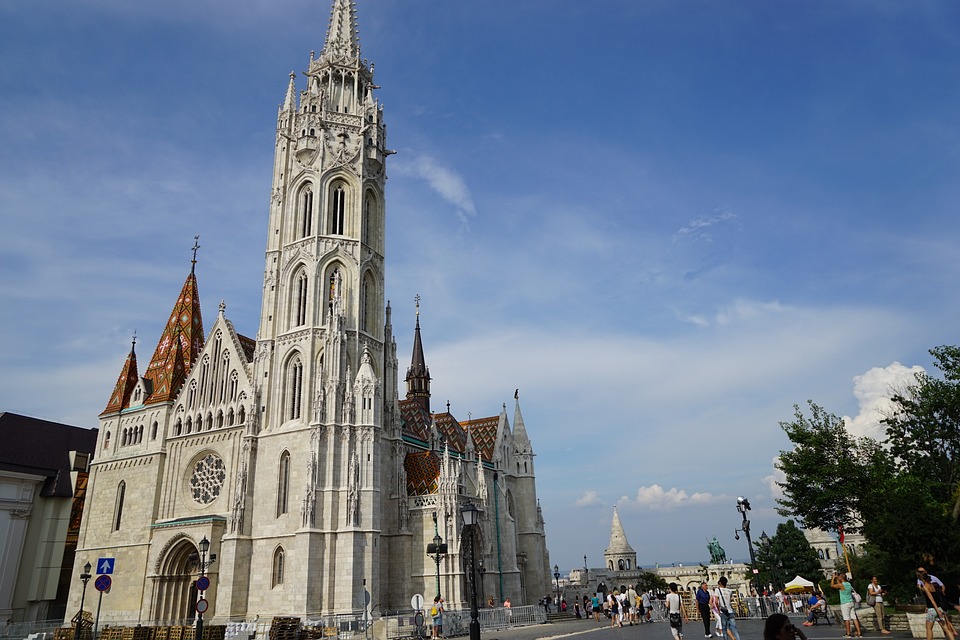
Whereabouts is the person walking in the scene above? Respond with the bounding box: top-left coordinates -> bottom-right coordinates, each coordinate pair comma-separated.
920,570 -> 956,640
592,593 -> 601,622
713,577 -> 741,640
643,590 -> 653,623
626,585 -> 638,625
867,576 -> 891,634
831,572 -> 862,638
696,582 -> 713,637
667,583 -> 688,639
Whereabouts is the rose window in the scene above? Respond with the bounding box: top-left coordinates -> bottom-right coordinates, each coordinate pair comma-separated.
190,454 -> 226,505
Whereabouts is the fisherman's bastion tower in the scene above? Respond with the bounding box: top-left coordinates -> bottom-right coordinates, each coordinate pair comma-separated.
67,0 -> 550,623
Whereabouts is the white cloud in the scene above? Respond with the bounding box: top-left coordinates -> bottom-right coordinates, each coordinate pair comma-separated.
842,362 -> 925,440
575,491 -> 603,507
618,484 -> 725,510
392,154 -> 476,225
763,455 -> 786,502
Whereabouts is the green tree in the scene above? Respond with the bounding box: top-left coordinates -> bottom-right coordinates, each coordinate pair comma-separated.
776,346 -> 960,602
774,401 -> 884,534
634,570 -> 667,594
753,520 -> 823,590
885,346 -> 960,514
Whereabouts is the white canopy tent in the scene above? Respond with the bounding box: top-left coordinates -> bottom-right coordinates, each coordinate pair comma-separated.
783,575 -> 816,593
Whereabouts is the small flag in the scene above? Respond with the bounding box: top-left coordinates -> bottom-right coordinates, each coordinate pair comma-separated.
838,525 -> 845,545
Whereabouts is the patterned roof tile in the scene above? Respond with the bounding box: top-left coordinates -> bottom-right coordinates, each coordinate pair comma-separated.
460,416 -> 499,462
404,450 -> 440,496
143,272 -> 204,405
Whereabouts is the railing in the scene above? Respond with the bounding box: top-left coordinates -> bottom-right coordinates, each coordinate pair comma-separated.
382,605 -> 545,639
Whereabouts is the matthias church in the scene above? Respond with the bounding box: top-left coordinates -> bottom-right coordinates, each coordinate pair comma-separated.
69,0 -> 550,622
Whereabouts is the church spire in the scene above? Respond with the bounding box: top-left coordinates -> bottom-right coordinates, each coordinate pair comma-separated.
142,246 -> 205,405
102,335 -> 139,415
512,389 -> 532,451
321,0 -> 361,64
405,295 -> 431,414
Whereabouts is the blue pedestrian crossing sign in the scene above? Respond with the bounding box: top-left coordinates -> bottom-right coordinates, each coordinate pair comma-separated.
97,558 -> 116,575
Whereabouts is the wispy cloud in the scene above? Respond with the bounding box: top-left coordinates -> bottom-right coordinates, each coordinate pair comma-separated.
672,209 -> 737,244
392,154 -> 476,225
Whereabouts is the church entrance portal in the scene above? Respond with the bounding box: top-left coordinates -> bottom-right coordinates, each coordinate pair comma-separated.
153,538 -> 201,623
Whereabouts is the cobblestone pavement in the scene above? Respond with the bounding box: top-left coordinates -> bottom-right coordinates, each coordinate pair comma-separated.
476,617 -> 908,640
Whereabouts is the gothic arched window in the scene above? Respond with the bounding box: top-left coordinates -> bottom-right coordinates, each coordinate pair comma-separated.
277,451 -> 291,516
329,184 -> 345,235
286,356 -> 303,420
273,546 -> 285,587
298,185 -> 313,238
114,481 -> 126,531
361,271 -> 377,334
293,270 -> 309,327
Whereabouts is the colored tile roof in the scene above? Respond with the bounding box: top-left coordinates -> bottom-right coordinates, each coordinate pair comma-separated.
142,272 -> 204,405
399,398 -> 432,443
460,416 -> 499,462
433,412 -> 466,454
237,334 -> 256,362
102,343 -> 139,415
404,450 -> 440,496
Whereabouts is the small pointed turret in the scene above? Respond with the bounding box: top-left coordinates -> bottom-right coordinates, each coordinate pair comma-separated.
606,507 -> 635,555
603,507 -> 638,574
512,389 -> 532,452
283,71 -> 297,111
405,296 -> 431,414
102,336 -> 139,415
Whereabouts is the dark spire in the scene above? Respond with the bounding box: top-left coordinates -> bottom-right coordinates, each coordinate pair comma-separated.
405,295 -> 431,413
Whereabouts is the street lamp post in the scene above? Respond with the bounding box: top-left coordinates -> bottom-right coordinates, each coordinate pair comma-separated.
735,497 -> 765,616
196,536 -> 211,640
74,562 -> 92,640
553,565 -> 561,611
426,511 -> 448,600
461,502 -> 481,640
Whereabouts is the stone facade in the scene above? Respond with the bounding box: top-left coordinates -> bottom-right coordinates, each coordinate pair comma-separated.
66,0 -> 549,626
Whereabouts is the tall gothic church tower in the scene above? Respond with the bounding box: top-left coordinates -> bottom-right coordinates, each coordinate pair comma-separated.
240,0 -> 391,614
68,0 -> 550,624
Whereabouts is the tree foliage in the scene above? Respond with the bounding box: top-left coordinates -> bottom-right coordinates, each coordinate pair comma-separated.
774,401 -> 887,534
775,346 -> 960,602
753,520 -> 823,590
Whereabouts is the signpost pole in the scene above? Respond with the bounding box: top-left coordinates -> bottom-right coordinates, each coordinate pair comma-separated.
93,590 -> 104,640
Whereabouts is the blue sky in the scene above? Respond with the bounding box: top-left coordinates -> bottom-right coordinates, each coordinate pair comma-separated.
2,0 -> 959,571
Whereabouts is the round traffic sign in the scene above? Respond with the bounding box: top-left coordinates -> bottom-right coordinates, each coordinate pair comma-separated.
197,576 -> 210,592
196,598 -> 209,614
95,575 -> 112,592
411,594 -> 424,612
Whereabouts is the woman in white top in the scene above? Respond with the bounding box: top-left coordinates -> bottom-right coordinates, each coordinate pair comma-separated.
667,582 -> 688,639
867,577 -> 891,634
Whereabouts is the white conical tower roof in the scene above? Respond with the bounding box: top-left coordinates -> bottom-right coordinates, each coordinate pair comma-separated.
604,507 -> 636,555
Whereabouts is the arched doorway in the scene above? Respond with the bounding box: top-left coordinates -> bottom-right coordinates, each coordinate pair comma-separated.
153,537 -> 201,623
